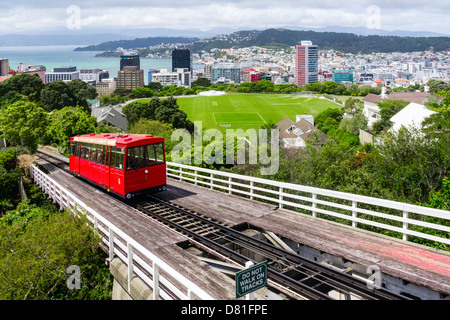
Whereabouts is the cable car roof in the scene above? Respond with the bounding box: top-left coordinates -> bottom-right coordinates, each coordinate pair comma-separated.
71,133 -> 164,146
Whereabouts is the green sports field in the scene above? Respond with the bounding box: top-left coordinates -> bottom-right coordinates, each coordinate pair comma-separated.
175,93 -> 341,132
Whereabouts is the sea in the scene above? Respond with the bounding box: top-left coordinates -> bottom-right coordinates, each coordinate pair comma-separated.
0,45 -> 187,84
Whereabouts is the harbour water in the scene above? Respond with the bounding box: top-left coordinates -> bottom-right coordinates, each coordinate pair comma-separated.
0,45 -> 173,84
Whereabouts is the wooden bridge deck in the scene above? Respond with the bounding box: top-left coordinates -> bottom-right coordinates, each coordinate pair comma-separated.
157,179 -> 450,298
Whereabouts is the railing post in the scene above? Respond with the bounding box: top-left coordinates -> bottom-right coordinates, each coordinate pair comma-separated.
194,170 -> 198,186
210,173 -> 213,189
250,181 -> 254,200
179,167 -> 183,181
109,228 -> 114,262
153,261 -> 160,300
279,187 -> 283,209
403,211 -> 409,241
228,177 -> 232,194
312,193 -> 317,218
127,243 -> 133,292
352,201 -> 358,228
245,261 -> 255,300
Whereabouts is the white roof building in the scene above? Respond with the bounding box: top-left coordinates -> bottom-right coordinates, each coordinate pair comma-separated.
389,102 -> 436,133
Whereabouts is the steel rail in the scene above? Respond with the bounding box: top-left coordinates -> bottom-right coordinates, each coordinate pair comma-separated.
138,197 -> 409,300
136,199 -> 333,300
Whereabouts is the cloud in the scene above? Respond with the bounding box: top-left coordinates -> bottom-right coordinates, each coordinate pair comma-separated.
0,1 -> 449,34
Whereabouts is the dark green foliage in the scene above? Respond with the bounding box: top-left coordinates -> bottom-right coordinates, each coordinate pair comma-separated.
66,79 -> 97,108
122,96 -> 194,132
191,78 -> 211,88
0,150 -> 22,213
0,101 -> 48,153
0,167 -> 112,299
0,206 -> 112,300
427,79 -> 450,95
0,73 -> 43,104
74,36 -> 199,52
315,108 -> 343,129
40,80 -> 76,111
428,178 -> 450,211
44,106 -> 97,149
40,79 -> 96,111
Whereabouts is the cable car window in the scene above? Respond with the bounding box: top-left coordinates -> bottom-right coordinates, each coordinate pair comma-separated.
85,144 -> 91,160
97,144 -> 105,164
127,146 -> 145,170
111,147 -> 124,170
80,143 -> 86,159
70,141 -> 77,156
155,143 -> 165,163
146,143 -> 165,166
146,145 -> 156,166
91,144 -> 98,163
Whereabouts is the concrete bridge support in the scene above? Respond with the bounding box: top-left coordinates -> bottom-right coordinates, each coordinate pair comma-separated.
109,257 -> 154,300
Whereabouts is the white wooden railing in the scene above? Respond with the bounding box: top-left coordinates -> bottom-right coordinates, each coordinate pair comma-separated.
31,164 -> 214,300
166,162 -> 450,247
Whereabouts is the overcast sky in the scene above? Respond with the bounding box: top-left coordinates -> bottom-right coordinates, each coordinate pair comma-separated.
1,1 -> 449,35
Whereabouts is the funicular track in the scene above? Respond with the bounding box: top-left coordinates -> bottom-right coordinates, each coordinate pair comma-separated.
36,149 -> 410,300
135,197 -> 410,300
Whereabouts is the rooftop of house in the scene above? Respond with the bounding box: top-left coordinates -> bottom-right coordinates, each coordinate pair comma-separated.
276,117 -> 329,145
389,102 -> 437,132
362,91 -> 440,105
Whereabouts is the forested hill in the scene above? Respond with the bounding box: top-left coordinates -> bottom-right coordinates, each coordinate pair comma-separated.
189,28 -> 450,53
74,36 -> 200,51
74,28 -> 450,54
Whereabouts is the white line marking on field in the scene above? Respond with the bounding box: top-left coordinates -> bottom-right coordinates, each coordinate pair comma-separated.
256,112 -> 267,124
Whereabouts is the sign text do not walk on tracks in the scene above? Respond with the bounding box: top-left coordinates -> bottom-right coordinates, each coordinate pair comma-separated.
235,261 -> 268,299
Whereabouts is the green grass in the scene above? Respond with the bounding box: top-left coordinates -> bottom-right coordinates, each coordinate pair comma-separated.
174,93 -> 341,132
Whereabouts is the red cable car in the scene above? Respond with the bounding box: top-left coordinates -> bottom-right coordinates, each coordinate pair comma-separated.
69,133 -> 167,199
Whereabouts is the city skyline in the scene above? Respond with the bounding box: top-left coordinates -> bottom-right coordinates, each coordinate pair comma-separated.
1,1 -> 449,37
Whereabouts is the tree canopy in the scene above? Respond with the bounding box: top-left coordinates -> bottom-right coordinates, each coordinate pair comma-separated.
122,97 -> 194,132
0,101 -> 48,153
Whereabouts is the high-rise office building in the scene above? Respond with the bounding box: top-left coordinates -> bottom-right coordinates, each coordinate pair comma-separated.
172,49 -> 192,73
117,51 -> 144,90
120,50 -> 140,71
295,41 -> 318,87
117,67 -> 144,90
0,59 -> 10,77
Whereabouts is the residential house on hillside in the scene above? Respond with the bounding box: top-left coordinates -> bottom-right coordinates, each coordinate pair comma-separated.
362,87 -> 439,128
389,102 -> 436,133
276,117 -> 329,149
91,105 -> 128,131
